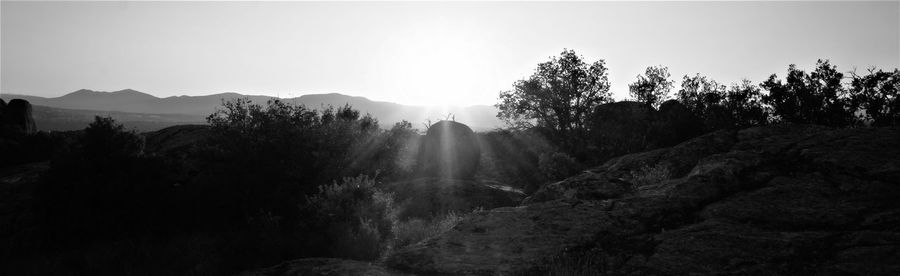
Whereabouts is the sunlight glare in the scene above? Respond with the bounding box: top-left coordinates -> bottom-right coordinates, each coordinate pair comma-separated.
371,19 -> 492,106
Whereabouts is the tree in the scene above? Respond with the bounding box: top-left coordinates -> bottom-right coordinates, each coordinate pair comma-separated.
849,68 -> 900,126
496,49 -> 613,141
629,65 -> 674,108
676,74 -> 769,130
723,80 -> 768,127
761,59 -> 853,126
676,73 -> 727,122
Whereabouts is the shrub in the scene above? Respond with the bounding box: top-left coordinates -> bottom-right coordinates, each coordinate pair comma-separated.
538,152 -> 580,180
35,116 -> 176,241
476,129 -> 556,193
197,99 -> 418,230
303,175 -> 397,260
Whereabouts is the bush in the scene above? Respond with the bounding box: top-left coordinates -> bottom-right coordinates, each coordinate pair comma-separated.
538,152 -> 580,180
35,116 -> 176,242
302,175 -> 397,260
476,129 -> 556,193
196,99 -> 419,230
0,130 -> 69,167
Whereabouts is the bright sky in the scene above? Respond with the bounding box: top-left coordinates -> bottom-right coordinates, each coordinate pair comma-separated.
2,1 -> 898,106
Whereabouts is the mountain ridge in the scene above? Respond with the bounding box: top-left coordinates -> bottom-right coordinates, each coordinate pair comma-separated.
1,89 -> 503,131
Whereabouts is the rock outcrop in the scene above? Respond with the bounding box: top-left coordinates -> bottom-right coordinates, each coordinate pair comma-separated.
0,99 -> 37,135
386,124 -> 900,275
380,178 -> 524,220
416,120 -> 481,179
237,258 -> 408,276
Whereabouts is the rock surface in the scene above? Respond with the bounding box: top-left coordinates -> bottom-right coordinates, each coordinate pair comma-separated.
380,177 -> 524,220
385,124 -> 900,275
416,120 -> 481,179
237,258 -> 408,276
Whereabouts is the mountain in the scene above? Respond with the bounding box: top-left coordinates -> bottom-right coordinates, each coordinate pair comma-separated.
1,90 -> 503,131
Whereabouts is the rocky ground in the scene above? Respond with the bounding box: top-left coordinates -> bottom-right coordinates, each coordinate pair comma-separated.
246,124 -> 899,275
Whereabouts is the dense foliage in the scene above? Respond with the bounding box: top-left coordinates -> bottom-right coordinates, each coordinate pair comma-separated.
497,50 -> 900,172
16,100 -> 424,274
496,49 -> 614,149
629,65 -> 675,108
676,60 -> 900,129
36,117 -> 174,240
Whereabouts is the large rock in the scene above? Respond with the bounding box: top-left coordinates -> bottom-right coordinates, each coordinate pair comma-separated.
385,124 -> 900,275
416,120 -> 481,179
650,99 -> 704,147
0,99 -> 37,135
588,101 -> 656,158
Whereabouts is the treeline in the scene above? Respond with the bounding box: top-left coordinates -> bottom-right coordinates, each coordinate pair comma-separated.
671,60 -> 899,129
497,50 -> 900,165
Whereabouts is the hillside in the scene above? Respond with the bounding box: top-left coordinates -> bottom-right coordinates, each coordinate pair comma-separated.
2,90 -> 503,131
243,124 -> 900,275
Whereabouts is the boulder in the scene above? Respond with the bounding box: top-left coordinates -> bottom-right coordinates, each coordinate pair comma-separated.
588,101 -> 656,158
651,99 -> 704,147
1,99 -> 37,134
383,125 -> 900,275
588,100 -> 704,162
416,120 -> 480,179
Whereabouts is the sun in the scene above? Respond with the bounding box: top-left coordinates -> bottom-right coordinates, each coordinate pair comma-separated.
370,19 -> 493,107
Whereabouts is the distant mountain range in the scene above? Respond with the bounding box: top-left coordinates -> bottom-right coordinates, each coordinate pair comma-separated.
1,89 -> 503,132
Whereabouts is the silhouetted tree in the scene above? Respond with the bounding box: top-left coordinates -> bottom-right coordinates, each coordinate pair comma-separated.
761,60 -> 853,126
676,74 -> 768,130
496,49 -> 613,143
723,80 -> 769,127
676,74 -> 727,129
849,68 -> 900,126
629,65 -> 674,108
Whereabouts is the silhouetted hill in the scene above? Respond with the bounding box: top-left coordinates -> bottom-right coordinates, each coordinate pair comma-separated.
3,90 -> 503,131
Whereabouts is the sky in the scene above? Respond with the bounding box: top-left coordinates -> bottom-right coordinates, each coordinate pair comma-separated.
2,1 -> 898,106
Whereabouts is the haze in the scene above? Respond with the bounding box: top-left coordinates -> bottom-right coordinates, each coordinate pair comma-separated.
2,1 -> 898,106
